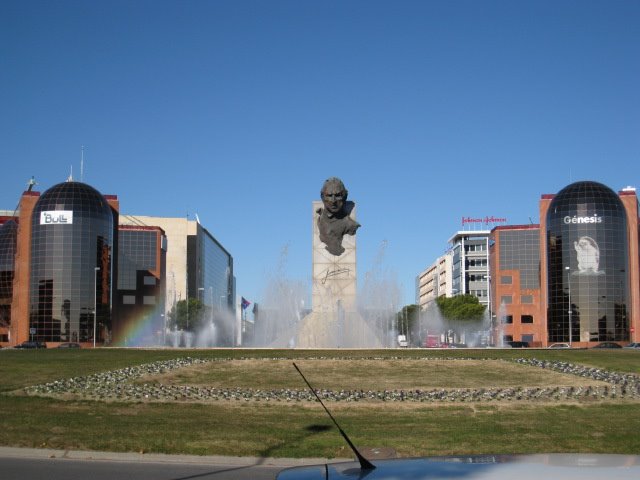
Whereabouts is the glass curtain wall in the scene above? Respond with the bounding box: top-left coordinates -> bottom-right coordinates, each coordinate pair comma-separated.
30,182 -> 114,343
546,181 -> 629,343
0,220 -> 18,329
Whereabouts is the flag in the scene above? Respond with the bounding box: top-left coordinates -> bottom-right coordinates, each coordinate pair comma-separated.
241,297 -> 251,310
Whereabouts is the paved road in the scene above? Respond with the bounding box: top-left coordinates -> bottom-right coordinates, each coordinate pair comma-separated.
0,447 -> 337,480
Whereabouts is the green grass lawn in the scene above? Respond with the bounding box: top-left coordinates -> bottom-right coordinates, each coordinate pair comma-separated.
1,348 -> 639,458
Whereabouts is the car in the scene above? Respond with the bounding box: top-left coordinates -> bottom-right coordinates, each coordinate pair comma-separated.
57,342 -> 81,349
592,342 -> 622,349
623,342 -> 640,349
14,341 -> 47,349
548,342 -> 572,349
276,454 -> 640,479
506,341 -> 529,348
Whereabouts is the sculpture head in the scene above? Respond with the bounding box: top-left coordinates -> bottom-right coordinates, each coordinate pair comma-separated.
320,177 -> 348,216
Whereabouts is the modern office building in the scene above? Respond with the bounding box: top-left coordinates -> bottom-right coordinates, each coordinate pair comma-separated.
1,182 -> 235,348
449,230 -> 491,307
0,182 -> 120,346
540,181 -> 639,345
115,225 -> 167,345
119,215 -> 236,345
0,218 -> 18,341
489,225 -> 543,346
490,181 -> 639,347
418,181 -> 639,347
416,253 -> 452,310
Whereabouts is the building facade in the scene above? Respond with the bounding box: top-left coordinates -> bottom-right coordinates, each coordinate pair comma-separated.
0,182 -> 120,347
490,181 -> 639,347
416,252 -> 452,310
489,225 -> 543,346
449,230 -> 491,307
115,225 -> 167,345
1,185 -> 236,348
119,215 -> 236,345
539,181 -> 639,346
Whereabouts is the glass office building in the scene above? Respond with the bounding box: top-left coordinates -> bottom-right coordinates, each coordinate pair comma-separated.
29,182 -> 115,343
187,224 -> 234,345
546,181 -> 630,343
0,220 -> 18,336
115,226 -> 166,345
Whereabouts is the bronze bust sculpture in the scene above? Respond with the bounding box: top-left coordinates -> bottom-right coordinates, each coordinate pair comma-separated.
316,177 -> 361,256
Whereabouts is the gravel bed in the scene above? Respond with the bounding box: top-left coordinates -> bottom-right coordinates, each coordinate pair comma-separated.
19,357 -> 640,403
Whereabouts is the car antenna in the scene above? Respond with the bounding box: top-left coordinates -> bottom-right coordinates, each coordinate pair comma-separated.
293,362 -> 376,471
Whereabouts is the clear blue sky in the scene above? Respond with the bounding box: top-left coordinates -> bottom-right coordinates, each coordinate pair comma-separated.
1,0 -> 638,307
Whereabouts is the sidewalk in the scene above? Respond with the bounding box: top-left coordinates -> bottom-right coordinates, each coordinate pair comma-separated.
0,446 -> 349,468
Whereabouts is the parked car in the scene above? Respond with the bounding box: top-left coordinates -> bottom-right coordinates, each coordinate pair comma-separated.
506,341 -> 529,348
14,341 -> 47,349
623,342 -> 640,349
592,342 -> 622,349
57,342 -> 81,349
548,342 -> 572,349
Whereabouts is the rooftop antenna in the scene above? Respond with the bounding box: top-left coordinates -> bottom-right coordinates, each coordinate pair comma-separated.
293,362 -> 376,471
80,145 -> 85,182
67,165 -> 74,182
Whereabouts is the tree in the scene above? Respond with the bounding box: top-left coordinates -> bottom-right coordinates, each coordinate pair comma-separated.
436,294 -> 486,344
396,304 -> 421,341
167,298 -> 207,332
436,294 -> 485,322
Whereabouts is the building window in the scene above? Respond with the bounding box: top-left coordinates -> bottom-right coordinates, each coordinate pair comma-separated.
503,335 -> 513,343
521,315 -> 534,324
123,295 -> 136,305
502,315 -> 513,324
500,295 -> 512,304
522,334 -> 534,343
144,276 -> 156,286
501,275 -> 512,284
521,295 -> 533,304
143,296 -> 156,305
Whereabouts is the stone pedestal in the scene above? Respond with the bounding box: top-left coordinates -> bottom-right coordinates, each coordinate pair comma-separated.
295,201 -> 381,348
311,200 -> 357,313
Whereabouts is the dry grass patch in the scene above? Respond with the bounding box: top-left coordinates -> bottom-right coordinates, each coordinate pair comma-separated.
140,358 -> 609,391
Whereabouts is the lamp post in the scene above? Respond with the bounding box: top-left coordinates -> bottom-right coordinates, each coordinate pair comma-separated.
198,287 -> 205,330
209,287 -> 214,324
565,266 -> 572,345
93,267 -> 100,348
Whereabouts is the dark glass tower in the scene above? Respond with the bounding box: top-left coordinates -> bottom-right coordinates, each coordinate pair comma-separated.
30,182 -> 114,343
546,181 -> 629,343
0,220 -> 18,329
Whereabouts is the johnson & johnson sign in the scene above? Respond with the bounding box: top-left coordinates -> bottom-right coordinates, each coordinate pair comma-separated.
461,215 -> 507,227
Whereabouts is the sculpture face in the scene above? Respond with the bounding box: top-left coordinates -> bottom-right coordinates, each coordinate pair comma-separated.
321,180 -> 347,216
317,177 -> 360,256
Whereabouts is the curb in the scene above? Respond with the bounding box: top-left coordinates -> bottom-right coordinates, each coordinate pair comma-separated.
0,446 -> 350,468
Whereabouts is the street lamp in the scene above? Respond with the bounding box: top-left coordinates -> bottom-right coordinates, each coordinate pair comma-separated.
565,266 -> 572,345
219,295 -> 226,310
209,287 -> 214,324
93,267 -> 100,348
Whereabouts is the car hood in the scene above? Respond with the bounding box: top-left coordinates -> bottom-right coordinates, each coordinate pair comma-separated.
276,454 -> 640,480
